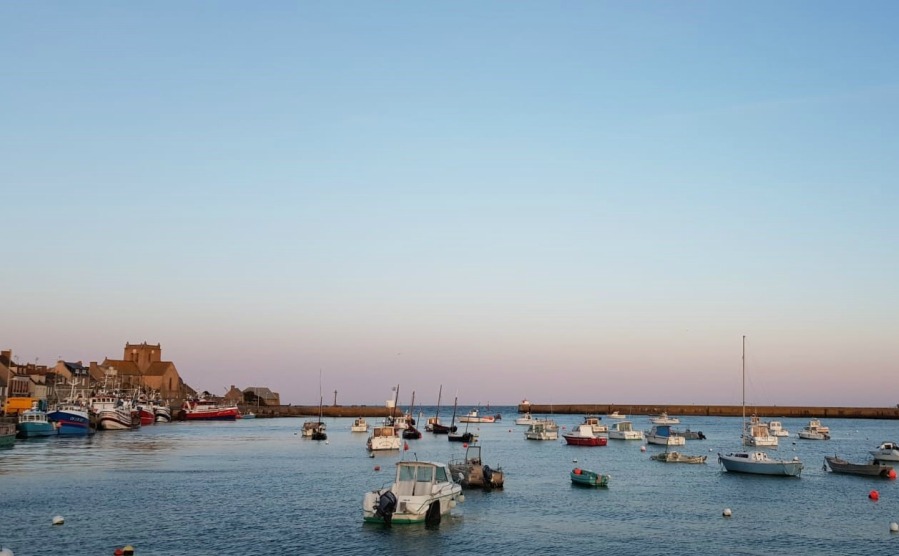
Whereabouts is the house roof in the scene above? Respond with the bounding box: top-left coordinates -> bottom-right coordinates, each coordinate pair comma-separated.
101,360 -> 142,375
145,361 -> 175,376
243,386 -> 278,400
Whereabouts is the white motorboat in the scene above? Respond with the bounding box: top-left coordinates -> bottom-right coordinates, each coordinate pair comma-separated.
607,411 -> 626,419
768,420 -> 789,437
645,424 -> 685,446
515,411 -> 539,426
798,421 -> 830,440
367,425 -> 402,451
351,417 -> 369,433
743,415 -> 778,447
362,460 -> 463,526
608,420 -> 643,440
459,409 -> 495,423
581,415 -> 609,436
650,412 -> 680,425
869,441 -> 899,462
523,419 -> 558,441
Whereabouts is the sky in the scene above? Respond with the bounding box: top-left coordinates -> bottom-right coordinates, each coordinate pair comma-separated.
2,2 -> 898,407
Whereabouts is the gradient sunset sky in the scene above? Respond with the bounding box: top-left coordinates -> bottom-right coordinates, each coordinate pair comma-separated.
3,2 -> 897,406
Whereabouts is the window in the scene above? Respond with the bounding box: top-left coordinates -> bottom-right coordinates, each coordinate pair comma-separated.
399,465 -> 416,481
416,466 -> 433,482
435,466 -> 448,483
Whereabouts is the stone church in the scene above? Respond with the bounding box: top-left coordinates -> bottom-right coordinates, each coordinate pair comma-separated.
92,342 -> 184,399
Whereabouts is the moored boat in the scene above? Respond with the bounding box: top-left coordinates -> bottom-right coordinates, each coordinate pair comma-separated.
869,441 -> 899,462
768,420 -> 790,437
645,424 -> 685,446
153,402 -> 172,423
362,460 -> 463,526
16,404 -> 57,438
515,411 -> 539,426
742,414 -> 777,447
351,417 -> 369,433
581,415 -> 609,437
524,419 -> 558,441
449,443 -> 505,489
650,412 -> 680,425
92,395 -> 140,430
651,451 -> 707,464
798,421 -> 830,440
367,425 -> 402,451
179,398 -> 239,421
47,402 -> 95,436
824,456 -> 895,477
563,424 -> 608,447
607,411 -> 626,419
570,467 -> 610,487
608,420 -> 643,440
459,409 -> 495,423
0,421 -> 16,448
718,451 -> 804,476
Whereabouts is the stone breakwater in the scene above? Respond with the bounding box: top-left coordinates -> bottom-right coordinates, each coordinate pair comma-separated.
517,403 -> 899,420
240,403 -> 899,419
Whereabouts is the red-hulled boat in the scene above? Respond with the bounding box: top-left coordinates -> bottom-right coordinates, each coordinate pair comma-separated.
179,398 -> 239,421
563,425 -> 608,446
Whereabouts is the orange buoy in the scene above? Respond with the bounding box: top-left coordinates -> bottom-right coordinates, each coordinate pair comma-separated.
374,465 -> 380,471
889,469 -> 897,480
462,443 -> 468,448
573,468 -> 582,475
869,490 -> 880,501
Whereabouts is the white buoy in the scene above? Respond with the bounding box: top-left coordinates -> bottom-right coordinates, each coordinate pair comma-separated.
0,547 -> 14,556
325,440 -> 329,445
890,522 -> 898,533
640,445 -> 646,452
723,508 -> 732,517
52,515 -> 64,526
369,452 -> 375,458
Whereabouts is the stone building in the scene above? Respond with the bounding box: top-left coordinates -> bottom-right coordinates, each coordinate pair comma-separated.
93,342 -> 185,399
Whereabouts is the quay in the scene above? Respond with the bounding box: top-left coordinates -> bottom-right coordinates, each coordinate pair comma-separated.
240,403 -> 899,420
517,403 -> 899,420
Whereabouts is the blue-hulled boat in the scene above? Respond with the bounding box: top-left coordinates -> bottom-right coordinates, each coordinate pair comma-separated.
47,403 -> 95,436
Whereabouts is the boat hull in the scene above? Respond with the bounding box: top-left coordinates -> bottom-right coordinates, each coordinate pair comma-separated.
182,408 -> 239,421
16,422 -> 57,438
570,469 -> 610,487
47,408 -> 94,436
563,435 -> 608,446
825,456 -> 894,477
718,453 -> 803,476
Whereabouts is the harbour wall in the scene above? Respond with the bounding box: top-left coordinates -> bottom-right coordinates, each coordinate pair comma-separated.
241,403 -> 899,420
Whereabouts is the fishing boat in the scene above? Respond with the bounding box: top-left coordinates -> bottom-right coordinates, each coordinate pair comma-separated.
47,402 -> 95,436
608,420 -> 643,440
806,419 -> 830,435
351,417 -> 369,433
152,401 -> 172,423
91,395 -> 140,430
367,425 -> 402,451
869,441 -> 899,462
607,411 -> 626,419
241,411 -> 256,419
671,428 -> 706,440
362,460 -> 464,526
645,424 -> 685,446
824,456 -> 895,477
563,424 -> 608,446
447,397 -> 476,443
768,420 -> 789,437
459,408 -> 495,423
570,467 -> 610,487
650,412 -> 680,425
651,451 -> 707,464
743,414 -> 778,447
16,403 -> 57,438
523,419 -> 558,441
718,336 -> 804,477
448,443 -> 505,489
179,397 -> 239,421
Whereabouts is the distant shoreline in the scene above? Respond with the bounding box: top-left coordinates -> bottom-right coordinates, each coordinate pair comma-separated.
242,403 -> 899,420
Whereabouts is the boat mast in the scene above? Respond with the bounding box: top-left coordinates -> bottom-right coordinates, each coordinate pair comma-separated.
392,384 -> 400,421
435,385 -> 442,419
742,335 -> 746,434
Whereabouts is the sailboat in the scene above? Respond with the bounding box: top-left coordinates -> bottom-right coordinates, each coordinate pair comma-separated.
402,391 -> 422,440
718,336 -> 803,476
428,385 -> 456,434
311,396 -> 327,441
448,397 -> 476,443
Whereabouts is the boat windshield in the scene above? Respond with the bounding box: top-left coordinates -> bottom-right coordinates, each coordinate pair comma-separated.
435,466 -> 448,483
416,466 -> 433,482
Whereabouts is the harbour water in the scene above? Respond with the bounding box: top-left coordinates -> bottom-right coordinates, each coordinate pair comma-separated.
3,407 -> 899,555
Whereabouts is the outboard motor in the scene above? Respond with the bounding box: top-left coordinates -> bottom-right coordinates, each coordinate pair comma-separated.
375,490 -> 398,527
483,465 -> 493,486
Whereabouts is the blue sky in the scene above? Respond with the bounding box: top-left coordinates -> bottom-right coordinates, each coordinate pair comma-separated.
2,2 -> 897,406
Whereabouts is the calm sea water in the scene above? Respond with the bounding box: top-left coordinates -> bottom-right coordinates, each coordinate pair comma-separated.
2,407 -> 899,555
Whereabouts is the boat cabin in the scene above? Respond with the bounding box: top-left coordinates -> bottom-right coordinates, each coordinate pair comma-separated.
393,461 -> 450,497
